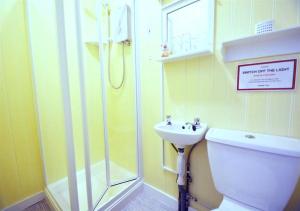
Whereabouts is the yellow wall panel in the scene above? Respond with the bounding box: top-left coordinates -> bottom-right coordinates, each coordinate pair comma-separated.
106,44 -> 137,174
84,46 -> 106,164
214,0 -> 233,48
268,93 -> 292,135
231,0 -> 252,37
0,72 -> 22,207
246,93 -> 268,132
0,0 -> 44,208
28,0 -> 69,184
274,0 -> 299,29
252,0 -> 274,24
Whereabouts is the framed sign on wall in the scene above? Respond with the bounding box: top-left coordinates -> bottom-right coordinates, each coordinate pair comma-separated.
237,59 -> 297,91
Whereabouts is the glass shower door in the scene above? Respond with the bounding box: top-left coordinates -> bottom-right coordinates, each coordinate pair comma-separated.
77,0 -> 139,208
27,0 -> 76,210
100,0 -> 138,185
63,0 -> 109,209
27,0 -> 109,210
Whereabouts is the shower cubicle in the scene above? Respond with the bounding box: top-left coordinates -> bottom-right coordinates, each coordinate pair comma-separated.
25,0 -> 142,210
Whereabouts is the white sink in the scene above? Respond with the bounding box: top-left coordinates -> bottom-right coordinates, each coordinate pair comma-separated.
154,121 -> 208,148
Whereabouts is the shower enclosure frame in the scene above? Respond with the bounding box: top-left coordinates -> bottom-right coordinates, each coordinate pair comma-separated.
26,0 -> 143,210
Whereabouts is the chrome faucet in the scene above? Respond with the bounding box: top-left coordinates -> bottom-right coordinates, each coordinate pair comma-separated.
166,115 -> 172,125
185,122 -> 194,127
194,117 -> 200,126
185,117 -> 201,131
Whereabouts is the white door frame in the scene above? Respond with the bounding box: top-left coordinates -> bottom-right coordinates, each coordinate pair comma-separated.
55,0 -> 80,210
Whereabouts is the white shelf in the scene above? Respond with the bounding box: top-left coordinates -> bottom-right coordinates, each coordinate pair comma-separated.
222,25 -> 300,62
84,40 -> 99,46
84,4 -> 97,20
158,49 -> 213,63
84,40 -> 110,46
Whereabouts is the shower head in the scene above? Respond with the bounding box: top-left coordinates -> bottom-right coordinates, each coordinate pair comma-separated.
101,0 -> 109,8
101,0 -> 111,15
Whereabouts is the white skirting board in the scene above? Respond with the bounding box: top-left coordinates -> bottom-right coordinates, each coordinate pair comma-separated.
2,192 -> 45,211
44,188 -> 62,211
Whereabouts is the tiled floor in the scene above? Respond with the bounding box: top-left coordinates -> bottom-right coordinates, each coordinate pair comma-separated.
24,200 -> 51,211
120,189 -> 175,211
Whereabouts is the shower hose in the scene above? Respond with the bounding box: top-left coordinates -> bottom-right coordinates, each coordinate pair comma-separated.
107,38 -> 126,90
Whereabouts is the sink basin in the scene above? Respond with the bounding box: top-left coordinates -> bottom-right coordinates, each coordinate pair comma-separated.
154,121 -> 208,148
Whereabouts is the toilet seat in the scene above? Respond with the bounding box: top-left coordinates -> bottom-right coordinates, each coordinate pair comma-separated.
212,197 -> 261,211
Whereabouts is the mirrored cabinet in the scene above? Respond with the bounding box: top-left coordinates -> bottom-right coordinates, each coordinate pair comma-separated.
159,0 -> 215,63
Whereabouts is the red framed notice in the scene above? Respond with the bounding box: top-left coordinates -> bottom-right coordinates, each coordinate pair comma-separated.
237,59 -> 297,91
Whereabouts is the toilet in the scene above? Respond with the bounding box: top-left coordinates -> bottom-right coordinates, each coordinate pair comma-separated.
205,128 -> 300,211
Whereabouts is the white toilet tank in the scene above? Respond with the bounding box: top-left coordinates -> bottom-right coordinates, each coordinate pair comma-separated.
205,128 -> 300,211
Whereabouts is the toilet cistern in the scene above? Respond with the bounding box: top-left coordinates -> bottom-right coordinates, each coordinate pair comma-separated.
206,128 -> 300,211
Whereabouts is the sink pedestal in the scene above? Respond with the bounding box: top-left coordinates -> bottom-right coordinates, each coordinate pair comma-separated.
177,148 -> 188,211
177,148 -> 185,185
